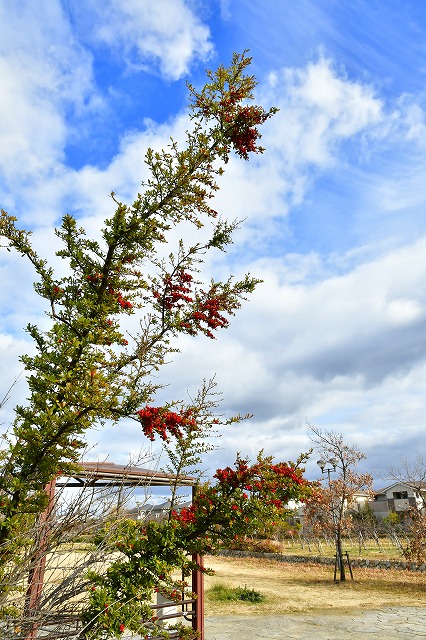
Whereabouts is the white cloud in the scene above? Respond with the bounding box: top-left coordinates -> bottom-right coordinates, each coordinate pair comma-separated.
2,8 -> 426,479
0,0 -> 96,215
0,55 -> 65,179
0,0 -> 211,222
201,57 -> 388,260
245,237 -> 426,379
263,57 -> 383,169
386,298 -> 424,326
151,231 -> 426,471
79,0 -> 213,80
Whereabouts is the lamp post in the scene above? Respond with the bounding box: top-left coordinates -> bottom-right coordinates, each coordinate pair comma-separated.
317,457 -> 346,582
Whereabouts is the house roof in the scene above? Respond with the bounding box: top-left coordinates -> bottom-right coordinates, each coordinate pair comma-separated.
374,481 -> 426,495
55,461 -> 196,488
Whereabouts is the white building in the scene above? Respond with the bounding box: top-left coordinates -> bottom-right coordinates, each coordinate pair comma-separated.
370,482 -> 426,521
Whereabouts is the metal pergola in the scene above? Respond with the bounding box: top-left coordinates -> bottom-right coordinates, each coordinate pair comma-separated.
56,461 -> 196,488
25,461 -> 204,640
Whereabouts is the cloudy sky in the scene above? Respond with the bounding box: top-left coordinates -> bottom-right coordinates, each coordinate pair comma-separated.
1,0 -> 426,486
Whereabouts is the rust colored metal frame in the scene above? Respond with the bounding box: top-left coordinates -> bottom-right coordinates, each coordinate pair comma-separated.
192,553 -> 204,640
24,477 -> 57,640
24,462 -> 203,639
191,484 -> 204,640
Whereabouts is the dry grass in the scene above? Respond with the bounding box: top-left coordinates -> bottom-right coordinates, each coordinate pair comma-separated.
41,546 -> 426,619
276,537 -> 403,559
203,554 -> 426,617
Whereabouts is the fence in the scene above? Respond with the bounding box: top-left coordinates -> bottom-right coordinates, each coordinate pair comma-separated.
218,549 -> 426,572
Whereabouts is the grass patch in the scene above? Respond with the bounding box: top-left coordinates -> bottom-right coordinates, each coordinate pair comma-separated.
232,536 -> 407,560
208,583 -> 265,603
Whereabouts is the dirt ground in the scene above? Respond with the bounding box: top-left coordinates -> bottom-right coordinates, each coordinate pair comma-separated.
203,554 -> 426,617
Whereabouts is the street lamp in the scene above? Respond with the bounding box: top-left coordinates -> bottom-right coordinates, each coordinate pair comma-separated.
316,457 -> 345,582
317,457 -> 338,480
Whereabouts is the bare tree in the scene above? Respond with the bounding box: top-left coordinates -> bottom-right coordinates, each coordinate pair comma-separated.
387,454 -> 426,509
305,426 -> 373,582
385,454 -> 426,563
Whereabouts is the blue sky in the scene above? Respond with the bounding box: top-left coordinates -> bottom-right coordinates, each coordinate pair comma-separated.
1,0 -> 426,485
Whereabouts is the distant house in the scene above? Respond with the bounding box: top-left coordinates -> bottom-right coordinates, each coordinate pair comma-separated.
288,483 -> 426,529
127,499 -> 192,522
294,490 -> 371,527
370,482 -> 426,521
345,491 -> 372,513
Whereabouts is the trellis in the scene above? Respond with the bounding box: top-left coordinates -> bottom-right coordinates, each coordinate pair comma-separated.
23,461 -> 203,640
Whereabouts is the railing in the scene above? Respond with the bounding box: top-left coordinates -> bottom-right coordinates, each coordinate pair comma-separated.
2,598 -> 199,640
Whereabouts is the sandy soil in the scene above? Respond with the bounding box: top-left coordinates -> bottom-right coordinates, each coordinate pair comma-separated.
203,554 -> 426,617
42,549 -> 426,619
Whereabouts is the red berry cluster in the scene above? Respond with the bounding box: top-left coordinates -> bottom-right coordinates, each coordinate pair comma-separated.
195,87 -> 245,117
158,587 -> 184,604
227,105 -> 269,160
191,294 -> 230,339
214,458 -> 254,490
108,287 -> 133,310
137,406 -> 197,442
86,273 -> 102,283
171,504 -> 197,524
268,498 -> 283,508
214,458 -> 306,503
153,272 -> 238,339
153,270 -> 193,310
121,254 -> 136,264
213,466 -> 239,487
51,286 -> 64,298
270,462 -> 306,485
195,84 -> 270,161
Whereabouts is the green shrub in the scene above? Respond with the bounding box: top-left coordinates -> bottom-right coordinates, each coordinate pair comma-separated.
236,585 -> 265,602
209,583 -> 265,603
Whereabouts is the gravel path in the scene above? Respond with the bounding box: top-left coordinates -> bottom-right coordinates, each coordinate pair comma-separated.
205,607 -> 426,639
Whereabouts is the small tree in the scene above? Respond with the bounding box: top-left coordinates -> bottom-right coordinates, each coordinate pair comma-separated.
305,426 -> 373,582
350,503 -> 379,554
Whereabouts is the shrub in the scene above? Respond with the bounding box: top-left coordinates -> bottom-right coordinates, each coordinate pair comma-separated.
208,583 -> 265,603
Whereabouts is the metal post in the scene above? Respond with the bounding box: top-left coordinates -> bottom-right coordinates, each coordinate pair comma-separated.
346,551 -> 354,580
24,477 -> 57,640
191,485 -> 204,640
191,553 -> 204,640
